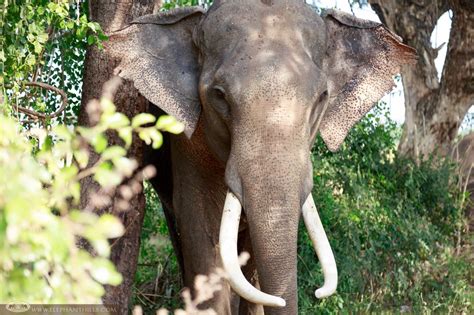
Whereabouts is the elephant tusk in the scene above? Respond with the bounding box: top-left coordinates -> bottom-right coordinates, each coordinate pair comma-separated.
302,194 -> 338,299
219,191 -> 286,308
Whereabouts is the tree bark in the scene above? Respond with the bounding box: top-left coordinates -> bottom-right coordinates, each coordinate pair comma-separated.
369,0 -> 474,158
79,1 -> 156,312
451,132 -> 474,243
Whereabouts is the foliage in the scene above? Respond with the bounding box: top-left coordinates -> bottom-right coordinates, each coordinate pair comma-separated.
1,0 -> 105,124
0,82 -> 185,303
133,182 -> 182,311
135,103 -> 472,313
161,0 -> 213,10
0,0 -> 189,307
298,103 -> 472,313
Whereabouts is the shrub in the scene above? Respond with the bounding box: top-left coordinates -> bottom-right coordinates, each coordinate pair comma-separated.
133,182 -> 181,311
298,103 -> 472,313
0,80 -> 184,304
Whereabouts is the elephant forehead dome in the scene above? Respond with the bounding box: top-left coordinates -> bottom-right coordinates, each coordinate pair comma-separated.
197,0 -> 325,56
212,0 -> 307,7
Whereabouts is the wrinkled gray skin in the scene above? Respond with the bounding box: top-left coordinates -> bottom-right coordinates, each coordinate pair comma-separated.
111,1 -> 415,314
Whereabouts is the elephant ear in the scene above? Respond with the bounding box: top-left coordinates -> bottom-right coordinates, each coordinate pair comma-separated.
107,7 -> 205,138
319,9 -> 416,151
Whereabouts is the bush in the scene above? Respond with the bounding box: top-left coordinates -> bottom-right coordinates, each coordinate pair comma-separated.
0,103 -> 125,303
0,81 -> 185,304
136,103 -> 472,313
298,104 -> 472,313
133,182 -> 181,311
1,0 -> 105,123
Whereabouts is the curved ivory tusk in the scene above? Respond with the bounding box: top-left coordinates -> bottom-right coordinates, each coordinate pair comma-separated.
219,191 -> 286,308
302,194 -> 338,299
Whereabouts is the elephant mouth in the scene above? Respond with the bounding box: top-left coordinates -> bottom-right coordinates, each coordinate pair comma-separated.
218,190 -> 338,308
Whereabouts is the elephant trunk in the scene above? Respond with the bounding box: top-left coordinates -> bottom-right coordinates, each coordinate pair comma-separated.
219,191 -> 287,308
243,187 -> 301,314
219,185 -> 338,310
220,98 -> 338,310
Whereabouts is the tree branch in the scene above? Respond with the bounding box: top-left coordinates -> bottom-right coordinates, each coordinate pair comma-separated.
16,82 -> 68,120
439,0 -> 474,108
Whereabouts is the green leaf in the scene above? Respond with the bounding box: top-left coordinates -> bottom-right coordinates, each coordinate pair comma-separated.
26,54 -> 36,66
73,149 -> 89,169
91,134 -> 108,153
94,162 -> 123,188
99,97 -> 115,115
138,129 -> 152,145
53,125 -> 72,141
138,127 -> 163,149
66,21 -> 75,29
33,41 -> 43,54
118,127 -> 132,148
61,165 -> 79,180
90,239 -> 110,257
42,135 -> 54,152
131,113 -> 156,128
90,258 -> 123,285
87,22 -> 97,32
37,33 -> 48,44
70,210 -> 99,225
101,146 -> 127,160
70,182 -> 80,203
102,112 -> 130,129
156,115 -> 184,134
150,129 -> 163,149
87,35 -> 95,45
96,214 -> 124,239
27,34 -> 36,43
111,157 -> 137,177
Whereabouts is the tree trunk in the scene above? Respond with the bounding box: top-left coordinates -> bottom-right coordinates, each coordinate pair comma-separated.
451,132 -> 474,242
79,0 -> 157,312
368,0 -> 474,158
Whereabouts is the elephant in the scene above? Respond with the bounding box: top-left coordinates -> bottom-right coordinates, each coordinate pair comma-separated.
108,1 -> 416,314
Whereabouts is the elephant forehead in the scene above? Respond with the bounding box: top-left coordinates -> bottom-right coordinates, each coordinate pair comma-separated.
227,62 -> 317,104
199,1 -> 325,54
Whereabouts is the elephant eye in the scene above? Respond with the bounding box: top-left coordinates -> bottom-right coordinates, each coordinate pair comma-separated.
212,85 -> 231,118
318,90 -> 328,103
213,85 -> 227,100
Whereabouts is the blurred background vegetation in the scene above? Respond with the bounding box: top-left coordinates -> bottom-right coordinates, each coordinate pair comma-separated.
1,0 -> 472,314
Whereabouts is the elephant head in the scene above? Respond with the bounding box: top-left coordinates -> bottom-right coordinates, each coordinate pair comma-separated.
109,0 -> 416,311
